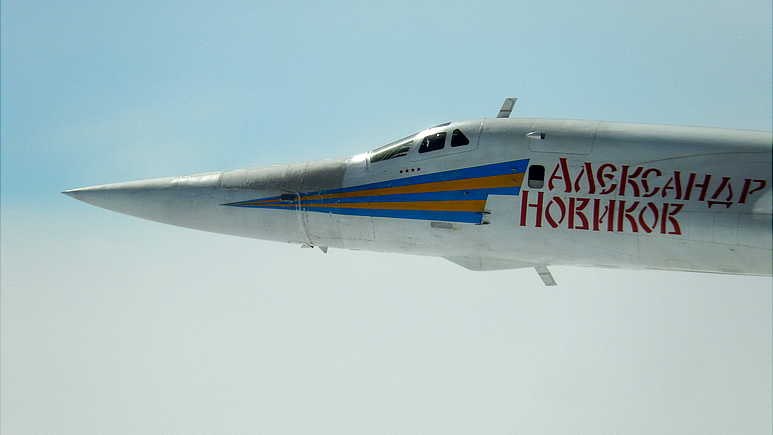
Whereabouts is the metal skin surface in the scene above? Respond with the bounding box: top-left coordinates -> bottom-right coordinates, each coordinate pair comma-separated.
65,110 -> 773,282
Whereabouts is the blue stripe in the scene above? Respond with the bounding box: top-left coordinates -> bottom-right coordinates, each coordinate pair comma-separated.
297,186 -> 521,205
224,185 -> 521,207
222,159 -> 529,224
344,208 -> 482,223
292,207 -> 484,224
224,203 -> 483,223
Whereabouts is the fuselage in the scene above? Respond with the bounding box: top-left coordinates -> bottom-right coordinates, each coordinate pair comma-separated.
65,117 -> 773,277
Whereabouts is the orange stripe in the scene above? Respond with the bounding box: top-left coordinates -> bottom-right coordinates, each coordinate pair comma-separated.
233,173 -> 524,207
305,173 -> 524,201
302,200 -> 486,212
237,201 -> 295,207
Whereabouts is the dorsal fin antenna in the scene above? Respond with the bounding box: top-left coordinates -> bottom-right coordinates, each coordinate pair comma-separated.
496,97 -> 517,118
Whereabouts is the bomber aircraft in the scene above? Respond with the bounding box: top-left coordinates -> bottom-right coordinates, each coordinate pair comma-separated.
65,99 -> 772,285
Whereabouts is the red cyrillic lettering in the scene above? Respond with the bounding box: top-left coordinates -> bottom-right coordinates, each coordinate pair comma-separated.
684,173 -> 712,201
568,197 -> 590,230
548,158 -> 573,193
641,168 -> 662,198
545,196 -> 567,228
618,166 -> 643,197
739,179 -> 767,204
520,190 -> 544,227
638,202 -> 659,233
660,203 -> 683,235
617,201 -> 640,232
661,171 -> 683,199
597,164 -> 617,195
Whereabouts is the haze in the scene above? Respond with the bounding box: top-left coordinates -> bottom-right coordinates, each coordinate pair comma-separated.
2,1 -> 771,433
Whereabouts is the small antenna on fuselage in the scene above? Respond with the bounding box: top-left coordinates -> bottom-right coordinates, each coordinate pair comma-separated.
496,98 -> 517,118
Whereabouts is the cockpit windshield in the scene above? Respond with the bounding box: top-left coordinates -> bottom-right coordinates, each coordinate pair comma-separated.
370,134 -> 415,163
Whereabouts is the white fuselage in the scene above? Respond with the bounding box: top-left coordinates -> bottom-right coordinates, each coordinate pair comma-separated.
65,117 -> 773,277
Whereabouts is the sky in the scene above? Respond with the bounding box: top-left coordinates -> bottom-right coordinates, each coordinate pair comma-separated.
2,1 -> 772,433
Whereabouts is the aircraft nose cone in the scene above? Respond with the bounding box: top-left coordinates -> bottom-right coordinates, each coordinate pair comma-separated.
62,186 -> 93,202
64,170 -> 311,244
63,173 -> 222,223
63,181 -> 164,208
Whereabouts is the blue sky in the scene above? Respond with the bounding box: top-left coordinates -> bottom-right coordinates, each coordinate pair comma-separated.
2,1 -> 772,433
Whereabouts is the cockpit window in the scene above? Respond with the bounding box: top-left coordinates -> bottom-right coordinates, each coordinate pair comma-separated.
370,135 -> 414,163
418,132 -> 446,153
451,129 -> 470,147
